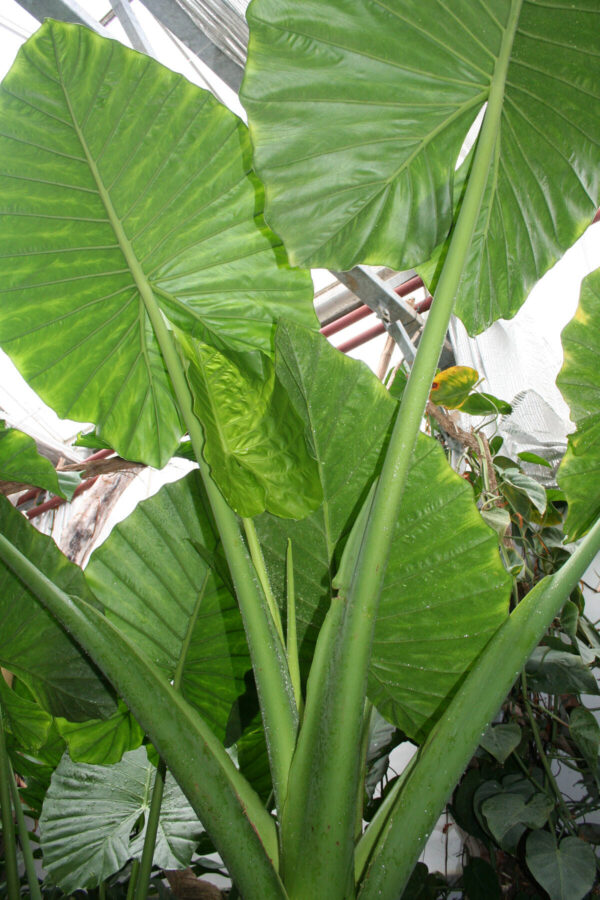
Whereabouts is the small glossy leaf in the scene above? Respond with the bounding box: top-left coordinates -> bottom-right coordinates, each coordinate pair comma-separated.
242,0 -> 600,331
570,706 -> 600,767
526,647 -> 599,696
480,507 -> 511,540
482,792 -> 553,851
459,393 -> 513,417
0,21 -> 314,468
0,496 -> 116,721
179,333 -> 322,518
40,747 -> 203,892
55,702 -> 144,765
0,422 -> 63,496
429,366 -> 479,409
526,831 -> 596,900
86,471 -> 250,742
462,858 -> 501,900
518,451 -> 552,469
557,267 -> 600,540
480,722 -> 521,764
501,468 -> 547,516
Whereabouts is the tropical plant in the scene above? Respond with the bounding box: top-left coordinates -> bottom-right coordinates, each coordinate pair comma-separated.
0,2 -> 599,898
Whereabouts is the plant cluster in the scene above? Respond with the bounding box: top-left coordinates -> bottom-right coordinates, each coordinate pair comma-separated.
0,2 -> 599,899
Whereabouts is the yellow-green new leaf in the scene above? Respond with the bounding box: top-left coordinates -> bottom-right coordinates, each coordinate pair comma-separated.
180,334 -> 322,518
0,21 -> 315,468
557,267 -> 600,541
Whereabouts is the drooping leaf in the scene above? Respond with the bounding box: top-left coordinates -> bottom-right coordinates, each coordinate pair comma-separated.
525,831 -> 596,900
480,722 -> 521,764
526,646 -> 599,696
55,701 -> 144,765
178,333 -> 322,518
557,267 -> 600,540
40,747 -> 204,892
256,323 -> 510,741
460,392 -> 513,417
242,0 -> 600,333
517,451 -> 552,469
0,421 -> 63,496
0,496 -> 116,721
501,468 -> 547,516
85,471 -> 251,742
429,366 -> 479,409
0,20 -> 315,469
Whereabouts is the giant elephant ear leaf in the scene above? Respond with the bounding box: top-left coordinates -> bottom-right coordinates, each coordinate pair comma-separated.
241,0 -> 600,333
557,267 -> 600,541
0,20 -> 315,469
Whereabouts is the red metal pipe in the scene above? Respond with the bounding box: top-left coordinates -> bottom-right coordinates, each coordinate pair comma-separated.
394,274 -> 424,298
593,208 -> 600,224
85,447 -> 114,461
415,295 -> 433,314
27,476 -> 99,520
16,487 -> 41,507
320,304 -> 371,337
336,322 -> 386,353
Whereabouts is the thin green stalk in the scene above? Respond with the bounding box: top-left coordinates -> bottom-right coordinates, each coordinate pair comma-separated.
357,514 -> 600,900
98,882 -> 107,900
8,760 -> 42,900
0,706 -> 19,899
134,758 -> 167,900
243,517 -> 285,647
280,4 -> 522,895
286,540 -> 303,716
65,89 -> 298,817
521,671 -> 575,833
126,860 -> 140,900
0,533 -> 285,900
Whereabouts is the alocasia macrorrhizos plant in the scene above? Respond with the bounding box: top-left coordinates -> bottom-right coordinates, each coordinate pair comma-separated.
0,3 -> 599,899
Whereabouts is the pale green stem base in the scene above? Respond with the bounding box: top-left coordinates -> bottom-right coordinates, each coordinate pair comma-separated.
0,704 -> 19,898
8,759 -> 42,900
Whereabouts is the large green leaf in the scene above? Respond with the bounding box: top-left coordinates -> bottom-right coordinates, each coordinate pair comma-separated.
40,747 -> 203,892
557,267 -> 600,541
0,496 -> 116,721
257,323 -> 510,740
0,20 -> 315,468
179,334 -> 322,518
0,422 -> 64,496
85,472 -> 250,742
242,0 -> 600,333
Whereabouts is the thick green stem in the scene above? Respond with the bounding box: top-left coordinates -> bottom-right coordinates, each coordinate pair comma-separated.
280,4 -> 521,895
8,760 -> 42,900
357,515 -> 600,900
286,540 -> 303,717
0,706 -> 19,899
243,517 -> 286,648
0,533 -> 285,900
134,758 -> 167,900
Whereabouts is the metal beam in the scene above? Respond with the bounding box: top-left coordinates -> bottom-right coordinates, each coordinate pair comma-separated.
16,0 -> 103,32
110,0 -> 155,55
142,0 -> 244,91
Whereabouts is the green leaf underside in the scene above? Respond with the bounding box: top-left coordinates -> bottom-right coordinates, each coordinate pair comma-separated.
557,267 -> 600,540
40,747 -> 203,892
256,323 -> 510,741
0,422 -> 63,495
85,472 -> 250,742
179,333 -> 322,518
242,0 -> 600,333
526,831 -> 596,900
0,496 -> 116,721
0,21 -> 314,468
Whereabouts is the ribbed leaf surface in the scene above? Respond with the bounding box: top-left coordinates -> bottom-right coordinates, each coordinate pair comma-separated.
242,0 -> 600,333
86,472 -> 250,742
0,496 -> 116,721
40,747 -> 203,892
257,323 -> 510,740
0,21 -> 314,467
557,267 -> 600,541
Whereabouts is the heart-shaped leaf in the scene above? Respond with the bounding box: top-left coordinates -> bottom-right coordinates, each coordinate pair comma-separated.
242,0 -> 600,333
0,20 -> 314,468
40,747 -> 203,892
526,831 -> 596,900
480,722 -> 521,764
